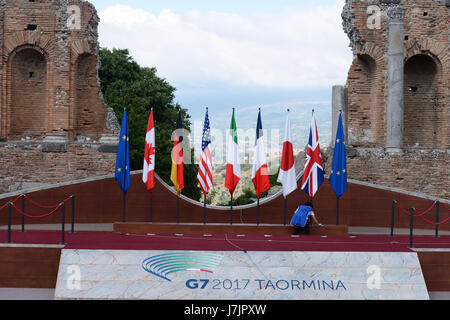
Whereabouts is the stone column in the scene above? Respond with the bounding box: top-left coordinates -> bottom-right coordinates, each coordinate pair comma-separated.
385,6 -> 405,154
332,85 -> 348,147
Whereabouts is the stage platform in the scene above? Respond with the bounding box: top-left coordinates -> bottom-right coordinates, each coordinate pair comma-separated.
113,223 -> 349,237
1,229 -> 450,299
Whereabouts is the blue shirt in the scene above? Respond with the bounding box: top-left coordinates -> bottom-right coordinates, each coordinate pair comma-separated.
291,206 -> 314,227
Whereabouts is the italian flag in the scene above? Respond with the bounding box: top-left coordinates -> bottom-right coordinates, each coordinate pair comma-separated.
225,109 -> 241,197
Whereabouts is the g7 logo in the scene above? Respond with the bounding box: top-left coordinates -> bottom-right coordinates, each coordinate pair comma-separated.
186,279 -> 209,290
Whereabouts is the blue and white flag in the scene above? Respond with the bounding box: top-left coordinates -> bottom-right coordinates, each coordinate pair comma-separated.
115,109 -> 131,195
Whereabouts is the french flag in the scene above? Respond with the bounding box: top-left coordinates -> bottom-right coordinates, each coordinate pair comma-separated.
301,112 -> 324,198
252,109 -> 271,199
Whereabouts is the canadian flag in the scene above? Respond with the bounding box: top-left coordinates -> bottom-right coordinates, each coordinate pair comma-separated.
277,111 -> 297,198
252,109 -> 271,199
143,109 -> 156,195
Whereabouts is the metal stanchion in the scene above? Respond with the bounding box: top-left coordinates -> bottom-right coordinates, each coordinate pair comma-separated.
70,196 -> 75,234
60,203 -> 66,245
390,200 -> 396,238
435,201 -> 440,239
409,208 -> 415,249
7,202 -> 12,244
21,195 -> 26,233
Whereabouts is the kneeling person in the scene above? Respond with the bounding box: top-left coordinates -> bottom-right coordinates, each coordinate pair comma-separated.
291,201 -> 323,235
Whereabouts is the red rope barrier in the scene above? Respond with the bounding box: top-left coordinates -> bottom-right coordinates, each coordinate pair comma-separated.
24,195 -> 71,209
396,201 -> 437,217
11,203 -> 62,219
0,203 -> 7,212
441,203 -> 450,211
413,202 -> 437,217
0,195 -> 22,210
396,202 -> 413,216
420,215 -> 450,226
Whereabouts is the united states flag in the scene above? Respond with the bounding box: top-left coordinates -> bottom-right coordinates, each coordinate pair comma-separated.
301,113 -> 324,198
197,109 -> 213,196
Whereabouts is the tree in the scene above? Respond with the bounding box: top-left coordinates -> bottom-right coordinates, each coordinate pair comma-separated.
99,48 -> 201,201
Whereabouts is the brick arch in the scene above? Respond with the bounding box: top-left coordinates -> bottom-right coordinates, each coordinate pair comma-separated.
354,42 -> 385,65
403,53 -> 444,149
74,53 -> 104,138
6,46 -> 48,139
405,38 -> 447,66
3,31 -> 55,58
1,32 -> 56,139
347,47 -> 383,147
71,39 -> 95,61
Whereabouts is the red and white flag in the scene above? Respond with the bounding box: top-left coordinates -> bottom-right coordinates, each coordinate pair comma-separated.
252,109 -> 271,199
277,111 -> 297,198
197,109 -> 213,196
143,109 -> 156,195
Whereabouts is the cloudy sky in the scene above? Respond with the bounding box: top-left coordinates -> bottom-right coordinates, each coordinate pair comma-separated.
90,0 -> 353,153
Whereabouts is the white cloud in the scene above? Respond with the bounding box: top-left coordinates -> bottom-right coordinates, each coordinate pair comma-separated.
98,1 -> 352,91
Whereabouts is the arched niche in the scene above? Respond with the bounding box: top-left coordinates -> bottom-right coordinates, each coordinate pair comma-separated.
75,53 -> 101,138
9,47 -> 48,139
347,53 -> 379,146
403,54 -> 442,148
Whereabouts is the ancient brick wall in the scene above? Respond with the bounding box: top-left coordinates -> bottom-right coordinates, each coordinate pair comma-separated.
338,0 -> 449,200
0,0 -> 119,194
0,141 -> 116,194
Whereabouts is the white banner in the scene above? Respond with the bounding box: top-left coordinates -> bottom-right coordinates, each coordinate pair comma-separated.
55,250 -> 429,300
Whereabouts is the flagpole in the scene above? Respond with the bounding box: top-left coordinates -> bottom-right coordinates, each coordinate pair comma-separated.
284,108 -> 289,225
122,192 -> 126,223
336,196 -> 340,226
203,194 -> 207,225
177,195 -> 180,224
230,194 -> 233,225
283,197 -> 287,226
150,196 -> 153,223
257,198 -> 260,226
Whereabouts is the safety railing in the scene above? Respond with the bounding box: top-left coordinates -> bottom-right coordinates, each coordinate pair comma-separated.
0,194 -> 76,245
390,200 -> 450,248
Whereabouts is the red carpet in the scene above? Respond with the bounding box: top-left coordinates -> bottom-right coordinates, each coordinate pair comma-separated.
2,230 -> 450,252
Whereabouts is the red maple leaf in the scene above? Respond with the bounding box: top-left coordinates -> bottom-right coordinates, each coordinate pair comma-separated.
145,143 -> 156,166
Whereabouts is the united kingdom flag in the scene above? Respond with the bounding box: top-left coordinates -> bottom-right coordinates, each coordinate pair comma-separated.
301,112 -> 324,198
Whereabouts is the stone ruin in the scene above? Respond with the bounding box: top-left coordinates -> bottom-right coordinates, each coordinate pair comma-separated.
331,0 -> 449,199
0,0 -> 119,193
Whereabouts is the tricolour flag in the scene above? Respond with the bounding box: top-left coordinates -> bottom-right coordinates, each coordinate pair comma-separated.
329,112 -> 348,198
115,108 -> 131,195
171,111 -> 184,196
225,109 -> 241,197
252,109 -> 271,199
197,109 -> 213,196
301,112 -> 324,198
277,111 -> 297,198
143,108 -> 156,195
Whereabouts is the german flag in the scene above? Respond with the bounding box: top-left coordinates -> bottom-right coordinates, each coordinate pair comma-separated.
171,111 -> 184,196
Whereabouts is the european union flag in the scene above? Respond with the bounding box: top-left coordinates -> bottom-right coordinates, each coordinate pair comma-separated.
329,113 -> 348,198
115,109 -> 131,195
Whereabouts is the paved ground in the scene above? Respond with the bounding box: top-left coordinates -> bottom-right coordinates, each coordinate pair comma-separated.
0,224 -> 449,300
0,288 -> 448,300
1,224 -> 450,236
